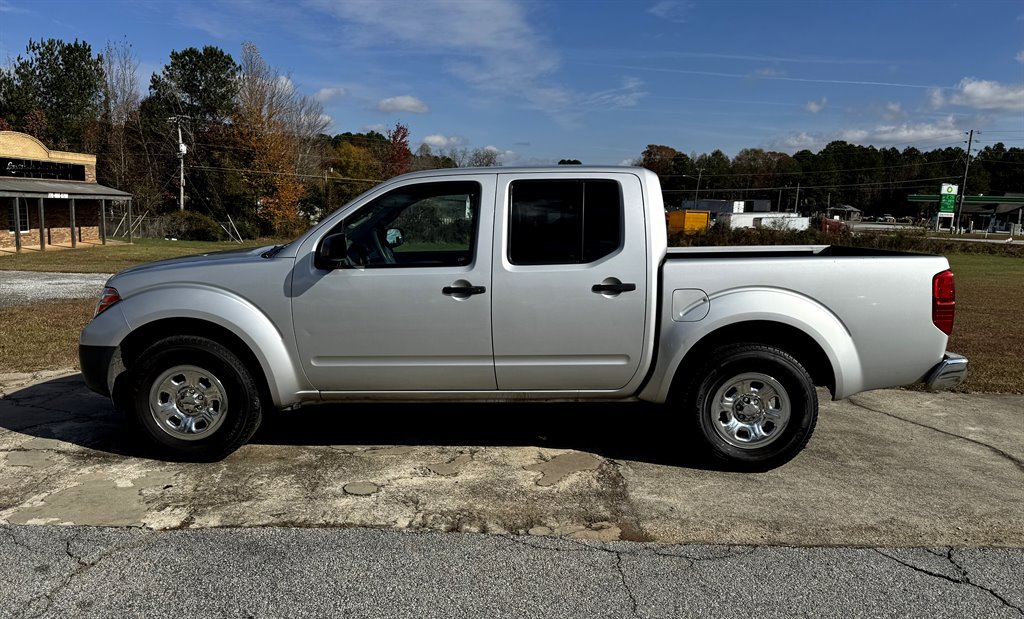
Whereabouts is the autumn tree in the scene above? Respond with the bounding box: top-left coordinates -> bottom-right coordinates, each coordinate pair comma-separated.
233,42 -> 328,235
384,122 -> 411,178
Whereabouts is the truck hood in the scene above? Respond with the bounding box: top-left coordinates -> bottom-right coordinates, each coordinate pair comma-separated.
112,245 -> 280,278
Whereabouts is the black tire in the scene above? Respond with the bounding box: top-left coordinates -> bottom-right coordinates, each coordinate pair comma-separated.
681,343 -> 817,471
127,335 -> 263,461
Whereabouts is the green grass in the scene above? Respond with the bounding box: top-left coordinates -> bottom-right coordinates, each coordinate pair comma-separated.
0,238 -> 270,274
945,254 -> 1024,394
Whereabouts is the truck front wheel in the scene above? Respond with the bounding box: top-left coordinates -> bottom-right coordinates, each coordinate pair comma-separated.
127,336 -> 263,461
685,344 -> 818,470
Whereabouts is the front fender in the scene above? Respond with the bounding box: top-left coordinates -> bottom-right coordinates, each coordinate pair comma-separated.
90,285 -> 306,408
641,287 -> 863,403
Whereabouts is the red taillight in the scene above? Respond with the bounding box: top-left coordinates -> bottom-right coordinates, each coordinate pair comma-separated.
932,270 -> 955,335
94,287 -> 121,317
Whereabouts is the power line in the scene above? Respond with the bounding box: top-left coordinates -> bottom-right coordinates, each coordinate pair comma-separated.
189,164 -> 381,183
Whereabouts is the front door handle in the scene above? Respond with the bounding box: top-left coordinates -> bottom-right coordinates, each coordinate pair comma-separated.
592,282 -> 636,293
443,285 -> 486,296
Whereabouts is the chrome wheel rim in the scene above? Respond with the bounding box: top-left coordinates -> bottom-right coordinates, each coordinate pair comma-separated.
710,372 -> 790,450
149,365 -> 228,441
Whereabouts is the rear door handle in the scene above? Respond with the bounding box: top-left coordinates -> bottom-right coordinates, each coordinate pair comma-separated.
443,285 -> 486,296
592,283 -> 636,293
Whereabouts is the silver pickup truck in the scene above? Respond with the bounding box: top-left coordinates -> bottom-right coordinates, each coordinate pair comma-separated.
80,166 -> 967,468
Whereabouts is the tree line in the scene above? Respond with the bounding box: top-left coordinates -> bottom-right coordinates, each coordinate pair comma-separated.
2,37 -> 1022,238
637,140 -> 1024,217
0,38 -> 500,237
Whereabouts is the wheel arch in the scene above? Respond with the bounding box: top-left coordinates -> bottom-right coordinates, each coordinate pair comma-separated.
112,313 -> 304,410
668,321 -> 836,401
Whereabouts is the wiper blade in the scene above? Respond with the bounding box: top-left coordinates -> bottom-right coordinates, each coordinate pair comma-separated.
261,244 -> 287,258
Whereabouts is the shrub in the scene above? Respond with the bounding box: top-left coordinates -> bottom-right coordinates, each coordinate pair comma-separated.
160,211 -> 224,241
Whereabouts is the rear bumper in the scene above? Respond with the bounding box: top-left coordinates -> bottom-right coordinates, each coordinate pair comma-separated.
925,353 -> 968,391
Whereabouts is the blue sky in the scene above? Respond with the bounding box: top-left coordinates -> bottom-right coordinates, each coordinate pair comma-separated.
2,0 -> 1023,165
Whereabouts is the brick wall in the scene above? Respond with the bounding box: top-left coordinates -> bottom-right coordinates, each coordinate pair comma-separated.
3,197 -> 101,249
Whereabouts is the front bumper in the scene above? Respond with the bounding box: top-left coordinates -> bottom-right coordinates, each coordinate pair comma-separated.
925,353 -> 968,391
79,344 -> 116,397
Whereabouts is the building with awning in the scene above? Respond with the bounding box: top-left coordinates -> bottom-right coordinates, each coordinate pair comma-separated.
1,131 -> 133,252
826,204 -> 861,221
959,193 -> 1024,233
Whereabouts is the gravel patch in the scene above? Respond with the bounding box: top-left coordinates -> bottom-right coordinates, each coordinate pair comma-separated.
0,271 -> 111,307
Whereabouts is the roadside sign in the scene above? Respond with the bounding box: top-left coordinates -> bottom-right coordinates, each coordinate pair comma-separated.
940,183 -> 957,213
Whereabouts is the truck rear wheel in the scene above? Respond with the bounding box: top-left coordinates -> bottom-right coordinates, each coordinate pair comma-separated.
127,335 -> 263,461
684,344 -> 817,470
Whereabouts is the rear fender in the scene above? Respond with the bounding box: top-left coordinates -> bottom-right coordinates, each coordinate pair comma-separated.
642,287 -> 863,402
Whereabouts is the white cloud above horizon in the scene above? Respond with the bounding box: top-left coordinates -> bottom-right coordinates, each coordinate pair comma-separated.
316,87 -> 347,103
771,115 -> 964,152
805,97 -> 827,113
376,95 -> 429,114
949,78 -> 1024,111
422,134 -> 465,149
647,1 -> 693,23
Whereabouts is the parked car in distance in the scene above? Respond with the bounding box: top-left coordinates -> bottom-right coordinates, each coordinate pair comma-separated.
80,166 -> 968,469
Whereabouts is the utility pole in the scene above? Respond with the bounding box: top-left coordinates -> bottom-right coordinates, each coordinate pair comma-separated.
794,183 -> 800,213
953,129 -> 975,233
169,116 -> 189,211
694,168 -> 703,205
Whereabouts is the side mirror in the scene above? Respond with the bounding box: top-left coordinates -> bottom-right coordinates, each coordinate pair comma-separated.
315,232 -> 348,270
385,228 -> 405,248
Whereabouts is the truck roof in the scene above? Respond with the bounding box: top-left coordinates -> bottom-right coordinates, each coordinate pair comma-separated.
389,165 -> 647,181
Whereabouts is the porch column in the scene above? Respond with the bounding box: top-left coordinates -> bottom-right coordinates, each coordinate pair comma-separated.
13,198 -> 22,253
37,197 -> 45,251
100,199 -> 107,245
127,199 -> 133,244
69,198 -> 77,248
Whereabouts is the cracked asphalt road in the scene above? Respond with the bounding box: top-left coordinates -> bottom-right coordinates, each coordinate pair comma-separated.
1,371 -> 1021,616
1,525 -> 1022,618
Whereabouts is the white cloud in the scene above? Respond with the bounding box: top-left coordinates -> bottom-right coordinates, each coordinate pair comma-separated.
648,1 -> 693,23
805,97 -> 827,113
882,101 -> 905,121
484,145 -> 516,162
275,75 -> 295,94
773,132 -> 824,151
927,87 -> 946,109
0,1 -> 30,13
771,116 -> 964,152
361,123 -> 387,133
315,87 -> 347,103
376,95 -> 429,114
949,78 -> 1024,111
1016,50 -> 1024,63
422,134 -> 465,148
842,117 -> 963,144
754,67 -> 786,78
581,77 -> 646,108
308,0 -> 635,121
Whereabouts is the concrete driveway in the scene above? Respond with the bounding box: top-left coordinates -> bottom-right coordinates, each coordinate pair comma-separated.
1,371 -> 1021,548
